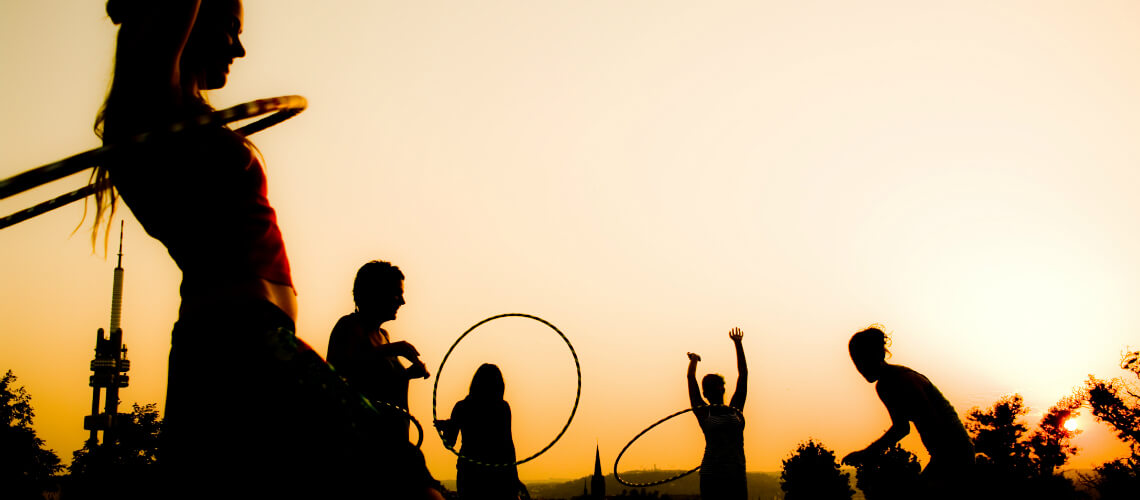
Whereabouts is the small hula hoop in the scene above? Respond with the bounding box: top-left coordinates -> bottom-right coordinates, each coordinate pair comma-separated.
432,313 -> 581,467
365,398 -> 425,449
613,404 -> 744,487
0,95 -> 307,230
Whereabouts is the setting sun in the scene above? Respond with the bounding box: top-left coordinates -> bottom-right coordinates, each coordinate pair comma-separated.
1064,418 -> 1080,433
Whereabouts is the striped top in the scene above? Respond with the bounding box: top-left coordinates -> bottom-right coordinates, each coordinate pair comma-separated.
696,406 -> 746,472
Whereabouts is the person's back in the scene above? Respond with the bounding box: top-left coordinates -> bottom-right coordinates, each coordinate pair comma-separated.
436,364 -> 520,500
451,398 -> 516,465
877,364 -> 971,459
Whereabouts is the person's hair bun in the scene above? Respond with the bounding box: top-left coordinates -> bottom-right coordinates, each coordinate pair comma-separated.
106,0 -> 131,25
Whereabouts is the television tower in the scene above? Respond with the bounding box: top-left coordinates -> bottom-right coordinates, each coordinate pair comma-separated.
83,221 -> 131,445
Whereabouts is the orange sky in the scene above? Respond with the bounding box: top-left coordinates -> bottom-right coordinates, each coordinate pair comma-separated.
2,0 -> 1139,482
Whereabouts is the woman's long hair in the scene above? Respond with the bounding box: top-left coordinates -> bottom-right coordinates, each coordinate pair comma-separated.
467,364 -> 506,402
87,0 -> 215,250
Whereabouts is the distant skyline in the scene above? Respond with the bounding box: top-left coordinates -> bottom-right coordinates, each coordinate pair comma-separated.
3,0 -> 1140,481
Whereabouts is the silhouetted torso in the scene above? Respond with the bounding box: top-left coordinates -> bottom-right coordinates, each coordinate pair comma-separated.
327,312 -> 410,436
448,398 -> 519,500
877,364 -> 972,461
696,406 -> 746,472
110,127 -> 293,302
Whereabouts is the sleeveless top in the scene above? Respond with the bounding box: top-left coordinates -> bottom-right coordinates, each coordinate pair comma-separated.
696,406 -> 746,472
877,364 -> 973,459
109,126 -> 293,296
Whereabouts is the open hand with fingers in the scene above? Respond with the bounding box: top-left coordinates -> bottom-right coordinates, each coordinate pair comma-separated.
729,327 -> 743,343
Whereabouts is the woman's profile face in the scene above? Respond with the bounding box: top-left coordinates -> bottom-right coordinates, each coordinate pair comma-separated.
851,351 -> 883,383
184,0 -> 246,90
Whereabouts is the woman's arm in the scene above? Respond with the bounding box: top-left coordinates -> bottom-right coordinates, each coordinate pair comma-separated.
434,402 -> 463,449
842,383 -> 910,465
369,340 -> 421,362
728,328 -> 747,410
687,352 -> 703,409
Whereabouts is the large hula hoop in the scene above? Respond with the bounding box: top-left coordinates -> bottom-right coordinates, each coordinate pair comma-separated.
0,95 -> 307,230
613,404 -> 744,487
432,313 -> 581,467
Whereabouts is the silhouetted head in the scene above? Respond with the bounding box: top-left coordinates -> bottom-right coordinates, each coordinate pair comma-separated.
183,0 -> 246,91
91,0 -> 248,245
468,363 -> 505,401
353,260 -> 405,324
849,326 -> 890,383
107,0 -> 246,92
702,373 -> 726,405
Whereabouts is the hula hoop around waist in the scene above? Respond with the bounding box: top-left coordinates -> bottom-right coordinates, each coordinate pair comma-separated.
0,95 -> 307,230
613,404 -> 744,487
364,398 -> 425,449
431,313 -> 581,467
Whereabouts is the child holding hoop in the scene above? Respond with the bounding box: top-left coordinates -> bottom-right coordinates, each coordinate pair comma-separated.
91,1 -> 441,497
435,363 -> 523,500
687,327 -> 748,500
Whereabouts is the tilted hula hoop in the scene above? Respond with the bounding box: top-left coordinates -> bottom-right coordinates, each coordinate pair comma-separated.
0,95 -> 307,230
613,404 -> 744,487
365,398 -> 425,449
432,313 -> 581,467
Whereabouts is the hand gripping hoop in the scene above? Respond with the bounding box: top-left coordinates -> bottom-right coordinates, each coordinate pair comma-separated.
0,95 -> 307,230
432,313 -> 581,467
613,404 -> 744,487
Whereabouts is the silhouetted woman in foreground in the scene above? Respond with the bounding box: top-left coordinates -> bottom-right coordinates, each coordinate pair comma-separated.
841,326 -> 973,498
91,1 -> 441,497
687,327 -> 748,500
435,363 -> 522,500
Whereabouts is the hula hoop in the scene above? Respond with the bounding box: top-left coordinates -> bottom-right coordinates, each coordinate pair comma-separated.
613,404 -> 744,487
365,398 -> 425,449
432,313 -> 581,467
0,95 -> 307,230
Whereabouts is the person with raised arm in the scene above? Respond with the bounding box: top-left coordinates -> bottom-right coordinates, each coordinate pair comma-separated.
687,327 -> 748,500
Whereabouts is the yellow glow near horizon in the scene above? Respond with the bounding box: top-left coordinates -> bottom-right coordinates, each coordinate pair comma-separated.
1065,417 -> 1080,433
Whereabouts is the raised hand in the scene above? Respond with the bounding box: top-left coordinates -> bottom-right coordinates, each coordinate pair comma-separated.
729,327 -> 743,343
687,352 -> 701,362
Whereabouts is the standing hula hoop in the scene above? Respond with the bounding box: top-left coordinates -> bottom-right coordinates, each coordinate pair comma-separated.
613,404 -> 744,487
0,95 -> 307,230
365,398 -> 424,449
432,313 -> 581,467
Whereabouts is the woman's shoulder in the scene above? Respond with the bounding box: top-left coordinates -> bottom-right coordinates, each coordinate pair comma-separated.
877,364 -> 933,395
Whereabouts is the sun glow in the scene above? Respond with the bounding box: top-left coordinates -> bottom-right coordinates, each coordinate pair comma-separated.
1063,418 -> 1079,433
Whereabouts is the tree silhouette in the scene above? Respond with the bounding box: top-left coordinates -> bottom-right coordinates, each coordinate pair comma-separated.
780,439 -> 854,500
1083,350 -> 1140,499
968,393 -> 1084,499
967,394 -> 1033,478
69,402 -> 162,499
852,444 -> 919,500
1029,395 -> 1082,477
0,370 -> 62,499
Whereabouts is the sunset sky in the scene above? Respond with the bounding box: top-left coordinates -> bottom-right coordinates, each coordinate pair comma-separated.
2,0 -> 1140,482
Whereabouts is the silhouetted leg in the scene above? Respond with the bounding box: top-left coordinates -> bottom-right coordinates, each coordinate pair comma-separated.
161,301 -> 440,499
